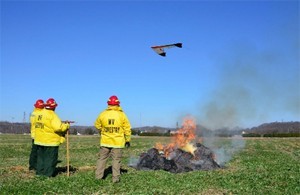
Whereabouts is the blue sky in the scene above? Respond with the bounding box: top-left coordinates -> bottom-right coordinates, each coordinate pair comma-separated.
1,0 -> 299,129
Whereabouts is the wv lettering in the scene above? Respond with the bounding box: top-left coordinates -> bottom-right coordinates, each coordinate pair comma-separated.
35,122 -> 44,129
37,115 -> 42,121
105,119 -> 119,133
108,119 -> 115,125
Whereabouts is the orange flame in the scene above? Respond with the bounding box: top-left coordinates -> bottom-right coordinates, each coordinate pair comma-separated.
155,117 -> 198,158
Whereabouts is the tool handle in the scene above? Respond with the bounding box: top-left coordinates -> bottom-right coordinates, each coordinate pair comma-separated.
66,130 -> 70,177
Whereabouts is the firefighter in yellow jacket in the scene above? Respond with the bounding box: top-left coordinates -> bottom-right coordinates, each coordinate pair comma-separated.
94,95 -> 131,183
34,98 -> 70,177
29,99 -> 45,171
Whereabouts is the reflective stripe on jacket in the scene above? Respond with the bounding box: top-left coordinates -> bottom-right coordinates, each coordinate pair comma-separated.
34,109 -> 70,146
30,108 -> 43,139
94,105 -> 131,148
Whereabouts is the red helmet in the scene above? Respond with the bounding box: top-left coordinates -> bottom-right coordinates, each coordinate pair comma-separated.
107,95 -> 120,105
45,98 -> 58,109
34,99 -> 44,109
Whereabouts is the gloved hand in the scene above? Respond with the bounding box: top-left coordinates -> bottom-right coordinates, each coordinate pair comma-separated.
60,137 -> 66,144
125,142 -> 130,148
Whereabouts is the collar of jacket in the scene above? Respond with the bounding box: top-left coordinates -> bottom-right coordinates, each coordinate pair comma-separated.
107,105 -> 122,111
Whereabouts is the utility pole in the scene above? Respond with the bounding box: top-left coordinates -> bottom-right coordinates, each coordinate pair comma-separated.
139,113 -> 142,133
11,117 -> 14,132
23,112 -> 26,123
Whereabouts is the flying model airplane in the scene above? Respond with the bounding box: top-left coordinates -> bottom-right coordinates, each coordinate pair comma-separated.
151,43 -> 182,57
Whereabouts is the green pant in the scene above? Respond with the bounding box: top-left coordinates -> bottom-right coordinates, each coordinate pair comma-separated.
36,145 -> 59,177
95,147 -> 122,182
29,139 -> 38,170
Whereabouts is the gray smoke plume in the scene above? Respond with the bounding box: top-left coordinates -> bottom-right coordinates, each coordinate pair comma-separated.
128,155 -> 140,168
198,40 -> 300,130
202,136 -> 245,166
194,23 -> 299,166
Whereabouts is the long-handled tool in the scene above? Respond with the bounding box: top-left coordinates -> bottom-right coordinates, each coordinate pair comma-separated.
62,121 -> 75,177
66,129 -> 70,177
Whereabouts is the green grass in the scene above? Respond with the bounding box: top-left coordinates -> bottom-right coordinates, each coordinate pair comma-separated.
0,135 -> 299,194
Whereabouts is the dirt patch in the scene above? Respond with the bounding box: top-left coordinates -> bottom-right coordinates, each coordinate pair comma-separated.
9,165 -> 27,172
78,165 -> 96,171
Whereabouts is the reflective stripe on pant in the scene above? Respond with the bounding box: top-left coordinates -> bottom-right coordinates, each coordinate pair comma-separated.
95,147 -> 122,182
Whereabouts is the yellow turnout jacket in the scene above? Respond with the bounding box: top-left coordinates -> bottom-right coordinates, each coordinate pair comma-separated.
30,108 -> 43,139
34,109 -> 70,146
94,105 -> 131,148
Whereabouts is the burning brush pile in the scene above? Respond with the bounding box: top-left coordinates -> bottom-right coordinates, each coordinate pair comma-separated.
134,118 -> 220,173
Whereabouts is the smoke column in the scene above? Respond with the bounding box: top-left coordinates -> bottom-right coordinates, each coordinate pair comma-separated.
199,39 -> 299,130
195,22 -> 299,166
202,136 -> 246,166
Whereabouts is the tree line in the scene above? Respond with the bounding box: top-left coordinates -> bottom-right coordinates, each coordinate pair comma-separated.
0,121 -> 299,137
242,121 -> 300,137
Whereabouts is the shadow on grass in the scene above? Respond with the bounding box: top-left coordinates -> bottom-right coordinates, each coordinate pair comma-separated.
102,166 -> 128,179
54,164 -> 128,177
54,165 -> 77,176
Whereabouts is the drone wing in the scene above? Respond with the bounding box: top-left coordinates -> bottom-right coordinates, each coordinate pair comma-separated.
151,43 -> 182,57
